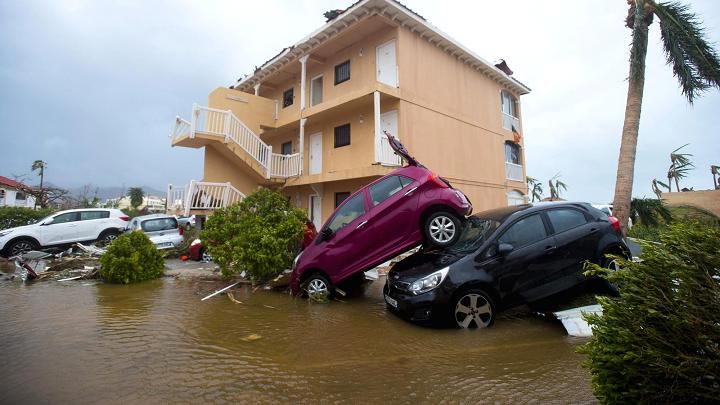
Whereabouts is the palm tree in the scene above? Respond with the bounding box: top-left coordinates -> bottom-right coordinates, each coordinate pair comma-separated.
612,0 -> 720,235
666,144 -> 694,191
128,187 -> 144,210
651,178 -> 670,199
548,174 -> 567,200
527,176 -> 544,202
630,197 -> 672,226
31,160 -> 47,208
709,164 -> 719,190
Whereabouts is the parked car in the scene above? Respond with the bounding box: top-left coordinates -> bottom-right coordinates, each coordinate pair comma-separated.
384,202 -> 630,328
126,214 -> 184,250
592,204 -> 632,228
0,208 -> 130,257
176,215 -> 196,231
291,134 -> 472,298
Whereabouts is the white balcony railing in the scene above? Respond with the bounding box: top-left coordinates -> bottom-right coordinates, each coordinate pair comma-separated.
505,162 -> 524,181
502,113 -> 521,132
167,181 -> 246,217
271,153 -> 302,178
171,104 -> 301,179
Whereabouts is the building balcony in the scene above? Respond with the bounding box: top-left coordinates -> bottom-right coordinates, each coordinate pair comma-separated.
505,162 -> 524,182
166,181 -> 245,216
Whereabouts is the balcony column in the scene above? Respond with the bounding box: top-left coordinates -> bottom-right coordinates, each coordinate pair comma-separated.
299,118 -> 307,175
299,55 -> 309,110
253,83 -> 260,96
373,90 -> 381,163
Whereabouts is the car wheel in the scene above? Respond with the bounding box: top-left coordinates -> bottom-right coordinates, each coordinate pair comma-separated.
200,248 -> 212,262
303,273 -> 332,300
451,289 -> 495,329
98,230 -> 119,244
8,238 -> 38,257
424,212 -> 461,247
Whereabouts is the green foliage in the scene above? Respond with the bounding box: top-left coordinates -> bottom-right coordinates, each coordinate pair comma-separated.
527,176 -> 543,202
628,204 -> 718,242
127,187 -> 144,210
580,223 -> 720,403
99,231 -> 165,284
200,188 -> 306,282
629,197 -> 672,226
0,207 -> 54,230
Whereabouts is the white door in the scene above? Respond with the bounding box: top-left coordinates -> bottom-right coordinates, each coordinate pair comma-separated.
309,194 -> 322,230
376,40 -> 398,87
309,132 -> 322,175
378,110 -> 401,165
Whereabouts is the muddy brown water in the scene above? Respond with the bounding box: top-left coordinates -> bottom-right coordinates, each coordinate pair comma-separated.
0,265 -> 596,403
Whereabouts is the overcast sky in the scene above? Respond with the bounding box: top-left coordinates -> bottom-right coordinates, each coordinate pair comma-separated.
1,0 -> 718,202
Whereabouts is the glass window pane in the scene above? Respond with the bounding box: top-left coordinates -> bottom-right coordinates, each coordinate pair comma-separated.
283,88 -> 294,108
369,176 -> 404,206
547,209 -> 587,233
334,123 -> 351,147
399,176 -> 413,188
80,211 -> 109,220
281,141 -> 292,155
311,76 -> 323,106
335,60 -> 350,84
327,193 -> 364,233
141,217 -> 178,232
498,214 -> 547,249
52,212 -> 79,224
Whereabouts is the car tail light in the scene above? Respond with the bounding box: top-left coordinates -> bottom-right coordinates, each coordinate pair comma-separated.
178,225 -> 185,236
119,216 -> 130,221
428,172 -> 449,188
608,216 -> 621,233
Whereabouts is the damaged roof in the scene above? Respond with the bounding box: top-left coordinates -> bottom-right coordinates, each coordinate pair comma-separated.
0,176 -> 32,190
233,0 -> 530,96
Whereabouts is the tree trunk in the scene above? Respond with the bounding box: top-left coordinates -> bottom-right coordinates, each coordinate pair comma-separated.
674,176 -> 680,192
612,0 -> 651,236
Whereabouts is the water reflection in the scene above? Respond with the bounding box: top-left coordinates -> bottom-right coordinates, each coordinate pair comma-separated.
0,277 -> 596,403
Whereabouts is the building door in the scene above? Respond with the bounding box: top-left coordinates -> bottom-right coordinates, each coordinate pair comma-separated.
376,39 -> 398,87
309,194 -> 322,230
378,110 -> 401,165
309,132 -> 322,175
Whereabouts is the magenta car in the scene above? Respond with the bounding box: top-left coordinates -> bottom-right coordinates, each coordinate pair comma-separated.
291,134 -> 472,298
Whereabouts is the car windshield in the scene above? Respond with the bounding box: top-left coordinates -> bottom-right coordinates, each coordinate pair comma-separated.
447,216 -> 501,253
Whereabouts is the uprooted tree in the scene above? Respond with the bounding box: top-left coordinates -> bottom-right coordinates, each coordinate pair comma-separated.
580,223 -> 720,403
200,188 -> 307,282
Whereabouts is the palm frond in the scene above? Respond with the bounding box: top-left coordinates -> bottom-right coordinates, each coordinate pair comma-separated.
653,1 -> 720,103
631,197 -> 673,226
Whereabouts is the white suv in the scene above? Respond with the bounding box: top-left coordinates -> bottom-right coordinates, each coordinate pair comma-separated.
0,208 -> 130,257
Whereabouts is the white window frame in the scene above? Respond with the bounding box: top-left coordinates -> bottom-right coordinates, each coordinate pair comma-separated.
310,74 -> 323,106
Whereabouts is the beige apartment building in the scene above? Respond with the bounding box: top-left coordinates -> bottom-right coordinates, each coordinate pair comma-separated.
168,0 -> 530,229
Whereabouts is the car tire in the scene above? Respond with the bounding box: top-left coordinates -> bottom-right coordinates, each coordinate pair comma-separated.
424,211 -> 461,247
7,238 -> 38,257
98,230 -> 120,245
451,289 -> 495,329
303,273 -> 333,300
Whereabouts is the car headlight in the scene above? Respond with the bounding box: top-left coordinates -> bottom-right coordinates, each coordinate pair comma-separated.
292,251 -> 303,271
0,230 -> 13,238
409,266 -> 449,295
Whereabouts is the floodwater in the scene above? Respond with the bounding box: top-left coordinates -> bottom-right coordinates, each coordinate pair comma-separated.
0,269 -> 596,403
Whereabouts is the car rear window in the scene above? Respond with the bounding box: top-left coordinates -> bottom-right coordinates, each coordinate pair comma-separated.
141,217 -> 178,232
81,211 -> 109,220
547,209 -> 587,234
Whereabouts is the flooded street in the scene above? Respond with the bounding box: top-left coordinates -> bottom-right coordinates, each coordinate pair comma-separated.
0,273 -> 596,403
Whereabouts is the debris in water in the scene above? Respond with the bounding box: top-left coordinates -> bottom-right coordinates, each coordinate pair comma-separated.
553,305 -> 602,337
201,280 -> 242,301
227,292 -> 242,304
241,334 -> 262,342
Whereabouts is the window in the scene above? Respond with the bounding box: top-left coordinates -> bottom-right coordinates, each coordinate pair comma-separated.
498,214 -> 547,249
547,209 -> 588,234
334,123 -> 351,148
507,190 -> 525,206
50,212 -> 80,225
399,176 -> 413,188
15,191 -> 26,201
327,192 -> 365,233
283,88 -> 294,108
334,60 -> 350,85
311,75 -> 323,106
505,142 -> 521,165
141,217 -> 178,232
281,141 -> 292,155
369,175 -> 411,206
80,211 -> 110,221
334,192 -> 351,208
501,90 -> 518,118
0,190 -> 5,199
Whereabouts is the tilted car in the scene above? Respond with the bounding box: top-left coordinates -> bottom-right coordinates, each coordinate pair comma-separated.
176,215 -> 196,231
291,134 -> 472,298
384,202 -> 630,328
0,208 -> 130,257
126,214 -> 184,250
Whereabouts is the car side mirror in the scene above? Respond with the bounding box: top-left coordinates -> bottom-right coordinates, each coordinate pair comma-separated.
498,243 -> 514,256
41,218 -> 53,226
320,228 -> 334,242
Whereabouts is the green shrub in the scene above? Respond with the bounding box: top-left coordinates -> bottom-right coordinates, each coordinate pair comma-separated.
200,188 -> 306,282
0,207 -> 54,230
99,231 -> 165,284
580,223 -> 720,403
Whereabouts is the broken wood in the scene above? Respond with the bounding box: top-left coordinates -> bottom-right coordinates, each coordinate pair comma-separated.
201,280 -> 241,301
226,292 -> 242,304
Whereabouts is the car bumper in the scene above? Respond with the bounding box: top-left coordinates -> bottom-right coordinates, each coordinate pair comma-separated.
383,281 -> 451,324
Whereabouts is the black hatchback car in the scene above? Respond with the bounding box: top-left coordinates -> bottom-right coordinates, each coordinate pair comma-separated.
384,202 -> 630,328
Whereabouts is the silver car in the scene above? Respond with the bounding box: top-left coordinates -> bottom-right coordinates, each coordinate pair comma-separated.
126,214 -> 184,249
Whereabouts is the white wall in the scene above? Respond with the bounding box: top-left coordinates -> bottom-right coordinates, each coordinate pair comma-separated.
0,187 -> 36,208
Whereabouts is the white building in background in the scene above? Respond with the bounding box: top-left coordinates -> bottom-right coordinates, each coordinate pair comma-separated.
0,176 -> 36,208
109,195 -> 166,213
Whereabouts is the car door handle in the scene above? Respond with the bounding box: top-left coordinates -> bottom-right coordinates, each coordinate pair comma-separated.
404,186 -> 418,196
589,228 -> 598,234
545,245 -> 557,254
356,220 -> 368,229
